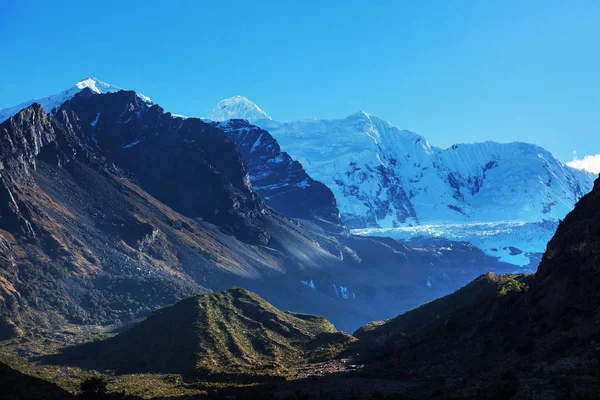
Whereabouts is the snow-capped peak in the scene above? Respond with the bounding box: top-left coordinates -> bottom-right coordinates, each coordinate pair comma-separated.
74,77 -> 153,103
0,77 -> 152,123
75,77 -> 113,93
350,110 -> 371,119
207,95 -> 271,122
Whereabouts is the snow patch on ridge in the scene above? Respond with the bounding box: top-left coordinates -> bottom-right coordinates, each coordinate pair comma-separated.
301,279 -> 316,289
122,139 -> 143,149
90,112 -> 101,127
0,77 -> 152,123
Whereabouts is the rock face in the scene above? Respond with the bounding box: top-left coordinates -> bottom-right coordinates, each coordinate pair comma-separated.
354,175 -> 600,398
48,287 -> 353,378
214,119 -> 342,228
0,104 -> 57,237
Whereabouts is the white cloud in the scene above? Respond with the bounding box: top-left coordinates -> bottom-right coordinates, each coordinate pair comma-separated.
567,153 -> 600,174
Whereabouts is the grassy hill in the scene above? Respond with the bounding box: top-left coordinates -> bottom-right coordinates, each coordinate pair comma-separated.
47,287 -> 354,380
354,272 -> 532,364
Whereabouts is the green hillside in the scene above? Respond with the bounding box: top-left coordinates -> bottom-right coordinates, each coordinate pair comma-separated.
51,287 -> 354,380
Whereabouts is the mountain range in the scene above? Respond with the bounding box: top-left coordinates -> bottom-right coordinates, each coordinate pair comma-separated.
0,77 -> 599,399
0,81 -> 519,340
207,95 -> 595,266
208,96 -> 592,228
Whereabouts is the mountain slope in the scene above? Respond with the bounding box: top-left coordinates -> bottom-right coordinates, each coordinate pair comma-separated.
354,272 -> 532,361
47,287 -> 353,379
60,89 -> 270,245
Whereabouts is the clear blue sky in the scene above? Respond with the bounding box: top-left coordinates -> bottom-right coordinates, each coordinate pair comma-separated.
1,0 -> 599,162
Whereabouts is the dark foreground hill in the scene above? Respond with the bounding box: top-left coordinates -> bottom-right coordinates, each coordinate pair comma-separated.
354,176 -> 600,398
0,361 -> 74,400
43,288 -> 353,380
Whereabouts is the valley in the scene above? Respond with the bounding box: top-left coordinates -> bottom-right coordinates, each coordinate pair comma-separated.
3,3 -> 599,398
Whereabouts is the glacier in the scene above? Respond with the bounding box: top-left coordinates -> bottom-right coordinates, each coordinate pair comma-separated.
353,220 -> 558,267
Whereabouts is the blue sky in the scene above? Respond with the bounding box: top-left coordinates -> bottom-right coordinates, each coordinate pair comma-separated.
1,0 -> 599,163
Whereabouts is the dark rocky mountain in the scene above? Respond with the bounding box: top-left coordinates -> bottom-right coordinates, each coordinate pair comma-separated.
59,89 -> 269,245
214,119 -> 343,231
0,90 -> 517,339
354,175 -> 600,398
